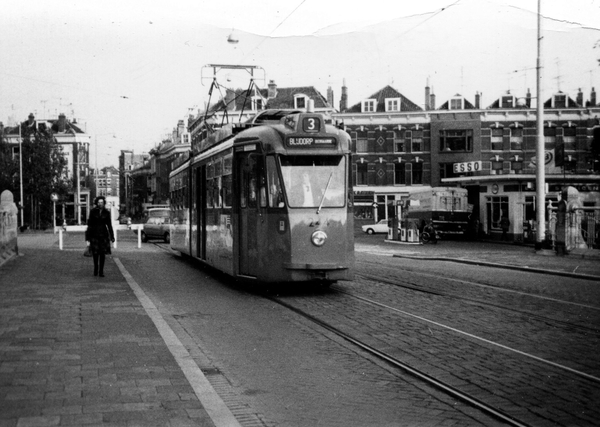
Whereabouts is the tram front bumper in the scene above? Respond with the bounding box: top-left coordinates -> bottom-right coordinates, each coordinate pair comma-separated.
283,263 -> 348,270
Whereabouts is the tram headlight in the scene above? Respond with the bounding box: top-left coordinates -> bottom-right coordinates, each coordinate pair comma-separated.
311,230 -> 327,247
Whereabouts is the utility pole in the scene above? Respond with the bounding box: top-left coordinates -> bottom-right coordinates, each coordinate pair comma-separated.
535,0 -> 545,246
18,122 -> 24,228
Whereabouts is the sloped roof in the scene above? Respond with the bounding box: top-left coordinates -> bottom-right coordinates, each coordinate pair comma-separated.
346,85 -> 422,113
543,92 -> 582,109
2,119 -> 85,136
263,86 -> 330,109
207,85 -> 331,113
437,94 -> 476,110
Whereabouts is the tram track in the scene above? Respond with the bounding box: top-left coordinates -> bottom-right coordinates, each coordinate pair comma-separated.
266,292 -> 530,427
355,270 -> 600,336
147,241 -> 600,425
263,281 -> 600,426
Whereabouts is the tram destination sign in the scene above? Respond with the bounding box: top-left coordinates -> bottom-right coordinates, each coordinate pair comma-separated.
286,136 -> 336,147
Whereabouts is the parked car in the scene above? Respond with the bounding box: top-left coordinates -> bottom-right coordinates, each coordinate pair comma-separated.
118,215 -> 131,225
138,215 -> 171,243
361,219 -> 390,234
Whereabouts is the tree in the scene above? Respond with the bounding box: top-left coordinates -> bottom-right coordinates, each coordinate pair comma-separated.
19,123 -> 71,229
0,132 -> 19,193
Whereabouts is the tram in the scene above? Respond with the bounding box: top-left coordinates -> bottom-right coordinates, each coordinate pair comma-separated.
169,106 -> 354,284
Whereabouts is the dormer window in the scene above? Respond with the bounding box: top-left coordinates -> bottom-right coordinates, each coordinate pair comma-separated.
294,95 -> 308,110
361,99 -> 377,113
449,96 -> 464,110
385,98 -> 401,112
553,93 -> 567,109
252,96 -> 264,111
501,95 -> 515,108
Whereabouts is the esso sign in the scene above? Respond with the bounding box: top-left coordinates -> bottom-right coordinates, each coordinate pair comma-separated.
454,161 -> 482,174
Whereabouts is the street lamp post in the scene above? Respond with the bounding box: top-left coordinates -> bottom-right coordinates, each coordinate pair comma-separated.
535,0 -> 545,246
18,123 -> 24,228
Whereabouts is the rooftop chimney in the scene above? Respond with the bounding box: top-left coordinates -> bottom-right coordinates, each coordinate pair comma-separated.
327,86 -> 334,108
526,89 -> 532,108
425,78 -> 431,110
225,89 -> 236,111
268,80 -> 277,99
339,79 -> 348,112
430,90 -> 436,110
591,87 -> 597,106
58,113 -> 66,132
475,92 -> 481,109
576,88 -> 583,106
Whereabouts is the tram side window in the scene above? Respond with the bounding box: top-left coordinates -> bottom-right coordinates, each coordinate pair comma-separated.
222,175 -> 232,208
267,156 -> 284,208
214,177 -> 222,208
206,163 -> 214,208
206,179 -> 214,208
223,154 -> 233,208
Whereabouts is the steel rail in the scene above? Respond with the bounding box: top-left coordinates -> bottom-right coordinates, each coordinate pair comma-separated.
267,294 -> 531,427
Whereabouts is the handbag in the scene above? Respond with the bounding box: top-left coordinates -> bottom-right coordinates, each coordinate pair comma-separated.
83,246 -> 92,257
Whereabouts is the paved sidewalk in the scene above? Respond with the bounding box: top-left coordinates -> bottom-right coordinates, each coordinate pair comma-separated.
0,233 -> 218,427
2,233 -> 599,427
358,236 -> 600,280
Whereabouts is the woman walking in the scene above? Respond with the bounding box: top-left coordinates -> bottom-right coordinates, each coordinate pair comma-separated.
85,196 -> 115,277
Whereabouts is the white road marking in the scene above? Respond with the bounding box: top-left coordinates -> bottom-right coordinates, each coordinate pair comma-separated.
114,257 -> 242,427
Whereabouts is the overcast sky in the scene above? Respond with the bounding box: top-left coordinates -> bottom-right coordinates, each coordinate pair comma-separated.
1,0 -> 599,168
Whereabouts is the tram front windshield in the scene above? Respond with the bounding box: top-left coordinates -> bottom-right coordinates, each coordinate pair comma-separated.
280,155 -> 345,208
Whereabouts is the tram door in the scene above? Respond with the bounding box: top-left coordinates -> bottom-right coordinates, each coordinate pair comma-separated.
237,153 -> 260,277
196,166 -> 206,260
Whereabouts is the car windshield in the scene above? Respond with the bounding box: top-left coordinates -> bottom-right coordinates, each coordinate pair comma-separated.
279,155 -> 345,208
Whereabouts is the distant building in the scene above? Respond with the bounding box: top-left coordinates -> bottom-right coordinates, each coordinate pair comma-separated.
334,82 -> 600,241
119,150 -> 150,215
94,166 -> 120,202
2,113 -> 91,225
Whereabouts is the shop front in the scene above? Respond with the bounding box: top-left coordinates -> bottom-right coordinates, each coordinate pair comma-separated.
442,175 -> 600,242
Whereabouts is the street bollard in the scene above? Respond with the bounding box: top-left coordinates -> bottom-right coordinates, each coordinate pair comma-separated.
137,227 -> 142,248
59,229 -> 63,250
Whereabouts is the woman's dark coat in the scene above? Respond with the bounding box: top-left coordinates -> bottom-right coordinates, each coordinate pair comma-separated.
85,207 -> 115,255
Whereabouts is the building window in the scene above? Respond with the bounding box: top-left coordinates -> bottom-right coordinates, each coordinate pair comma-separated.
12,146 -> 20,159
487,196 -> 509,230
412,162 -> 423,184
252,97 -> 263,111
501,95 -> 515,108
385,98 -> 401,112
491,158 -> 504,173
544,127 -> 556,150
361,99 -> 376,113
393,130 -> 405,153
356,137 -> 368,154
294,96 -> 307,109
439,163 -> 460,179
450,97 -> 463,110
440,129 -> 473,152
356,162 -> 368,185
394,163 -> 405,184
410,130 -> 423,152
510,128 -> 523,151
563,126 -> 576,151
491,128 -> 503,151
553,94 -> 567,109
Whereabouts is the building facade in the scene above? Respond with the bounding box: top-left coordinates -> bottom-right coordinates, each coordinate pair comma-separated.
334,84 -> 600,241
2,113 -> 91,226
